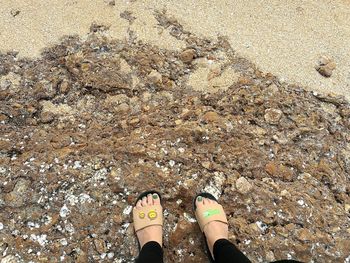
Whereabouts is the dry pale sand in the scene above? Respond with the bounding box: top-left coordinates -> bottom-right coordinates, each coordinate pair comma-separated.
1,0 -> 350,99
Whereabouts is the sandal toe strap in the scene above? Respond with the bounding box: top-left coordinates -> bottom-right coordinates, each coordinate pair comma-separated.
195,203 -> 228,232
133,204 -> 163,232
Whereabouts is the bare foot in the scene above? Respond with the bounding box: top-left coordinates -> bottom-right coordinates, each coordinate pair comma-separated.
133,193 -> 163,248
196,196 -> 229,258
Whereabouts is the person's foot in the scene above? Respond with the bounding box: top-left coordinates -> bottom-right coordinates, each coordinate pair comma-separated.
195,196 -> 229,257
133,193 -> 163,248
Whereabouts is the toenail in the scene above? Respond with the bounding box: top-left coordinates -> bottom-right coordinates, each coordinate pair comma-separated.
152,194 -> 158,199
197,196 -> 202,201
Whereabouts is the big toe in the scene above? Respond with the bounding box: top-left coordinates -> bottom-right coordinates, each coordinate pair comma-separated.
196,196 -> 205,208
152,193 -> 161,205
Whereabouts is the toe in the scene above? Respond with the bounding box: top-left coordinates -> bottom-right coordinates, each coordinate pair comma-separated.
141,196 -> 147,206
196,195 -> 204,207
152,193 -> 160,205
147,194 -> 153,205
206,198 -> 214,204
209,196 -> 218,204
136,200 -> 142,208
203,197 -> 209,205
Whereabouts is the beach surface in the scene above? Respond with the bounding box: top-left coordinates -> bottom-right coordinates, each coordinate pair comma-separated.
1,1 -> 350,262
0,0 -> 350,99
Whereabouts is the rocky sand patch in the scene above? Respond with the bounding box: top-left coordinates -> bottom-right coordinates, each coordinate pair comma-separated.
0,13 -> 350,262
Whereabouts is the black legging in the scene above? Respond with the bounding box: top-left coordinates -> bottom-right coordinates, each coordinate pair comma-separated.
135,239 -> 248,262
135,239 -> 303,263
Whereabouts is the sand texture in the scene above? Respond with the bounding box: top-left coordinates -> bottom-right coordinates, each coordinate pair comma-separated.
1,0 -> 350,99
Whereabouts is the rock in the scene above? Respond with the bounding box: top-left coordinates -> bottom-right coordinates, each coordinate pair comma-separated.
0,72 -> 21,91
238,76 -> 253,85
141,92 -> 152,102
311,92 -> 346,107
315,56 -> 336,77
34,81 -> 56,100
266,251 -> 276,262
0,114 -> 7,122
265,83 -> 279,94
75,250 -> 88,263
163,77 -> 175,89
104,0 -> 115,6
175,119 -> 183,125
297,228 -> 313,242
89,23 -> 110,33
235,177 -> 252,194
179,49 -> 196,63
0,79 -> 11,90
0,241 -> 7,255
51,134 -> 71,149
120,11 -> 136,24
251,126 -> 267,137
94,239 -> 107,254
201,161 -> 211,169
147,70 -> 162,84
265,162 -> 294,181
120,59 -> 132,73
129,118 -> 140,124
202,111 -> 220,123
105,94 -> 130,106
10,9 -> 20,17
170,218 -> 192,244
120,120 -> 128,129
280,189 -> 291,198
272,132 -> 289,145
40,101 -> 75,117
1,255 -> 18,263
248,223 -> 261,234
345,204 -> 350,213
40,111 -> 55,123
193,57 -> 210,67
4,178 -> 31,207
115,103 -> 130,113
264,108 -> 283,124
203,172 -> 226,199
59,80 -> 70,94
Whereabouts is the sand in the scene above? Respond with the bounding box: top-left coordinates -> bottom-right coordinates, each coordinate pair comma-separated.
1,0 -> 350,98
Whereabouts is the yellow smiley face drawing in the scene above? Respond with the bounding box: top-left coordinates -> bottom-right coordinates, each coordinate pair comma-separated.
148,210 -> 157,220
139,212 -> 145,219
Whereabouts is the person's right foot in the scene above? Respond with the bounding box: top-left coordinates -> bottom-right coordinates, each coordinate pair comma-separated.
133,193 -> 163,248
195,196 -> 229,258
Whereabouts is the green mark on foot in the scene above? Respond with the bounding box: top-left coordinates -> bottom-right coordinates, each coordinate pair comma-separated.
152,194 -> 158,199
197,196 -> 203,201
203,209 -> 220,218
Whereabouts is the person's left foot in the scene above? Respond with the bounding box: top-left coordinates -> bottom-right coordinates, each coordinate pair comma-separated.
195,196 -> 228,258
133,193 -> 163,248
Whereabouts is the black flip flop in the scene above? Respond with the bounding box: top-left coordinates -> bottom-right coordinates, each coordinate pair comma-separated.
193,192 -> 218,263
